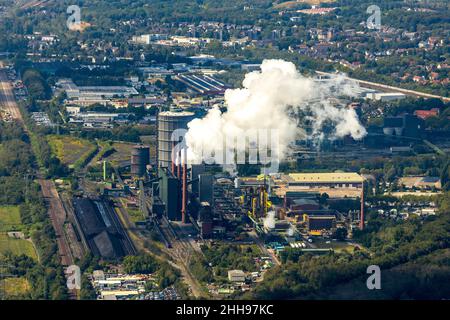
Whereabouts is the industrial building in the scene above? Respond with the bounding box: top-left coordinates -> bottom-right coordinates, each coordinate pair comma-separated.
72,197 -> 133,259
157,110 -> 195,168
59,79 -> 138,99
235,171 -> 366,238
228,270 -> 246,282
398,176 -> 442,190
151,110 -> 198,224
366,92 -> 406,101
57,79 -> 139,106
304,214 -> 337,236
235,172 -> 364,199
197,202 -> 213,238
131,145 -> 150,177
157,167 -> 182,221
383,114 -> 423,138
198,173 -> 214,205
284,173 -> 364,189
69,112 -> 132,128
174,74 -> 229,95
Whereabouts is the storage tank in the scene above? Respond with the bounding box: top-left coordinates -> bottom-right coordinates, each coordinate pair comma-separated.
157,111 -> 195,169
131,145 -> 150,177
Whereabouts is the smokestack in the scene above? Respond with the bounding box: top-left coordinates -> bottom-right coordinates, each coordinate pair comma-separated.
171,141 -> 176,175
360,182 -> 364,230
181,148 -> 187,224
177,149 -> 181,179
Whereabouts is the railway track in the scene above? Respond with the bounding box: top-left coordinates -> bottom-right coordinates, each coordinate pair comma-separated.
158,217 -> 205,298
38,179 -> 74,267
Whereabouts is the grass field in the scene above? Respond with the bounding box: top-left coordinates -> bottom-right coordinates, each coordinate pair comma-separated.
47,135 -> 97,168
0,234 -> 38,260
0,206 -> 21,232
274,0 -> 335,9
0,277 -> 31,298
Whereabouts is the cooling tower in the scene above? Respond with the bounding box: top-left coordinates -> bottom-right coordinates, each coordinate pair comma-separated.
157,111 -> 195,169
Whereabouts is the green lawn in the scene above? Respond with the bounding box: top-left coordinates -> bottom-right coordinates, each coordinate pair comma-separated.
0,234 -> 38,260
0,206 -> 21,232
0,277 -> 31,298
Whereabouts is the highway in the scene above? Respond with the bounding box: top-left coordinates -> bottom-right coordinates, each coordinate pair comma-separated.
0,68 -> 23,122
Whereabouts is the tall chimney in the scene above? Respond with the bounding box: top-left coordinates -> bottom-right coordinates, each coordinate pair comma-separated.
171,141 -> 176,175
181,148 -> 187,224
177,149 -> 181,179
360,182 -> 364,230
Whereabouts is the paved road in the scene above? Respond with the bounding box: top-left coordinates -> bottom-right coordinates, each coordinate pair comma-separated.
0,69 -> 23,122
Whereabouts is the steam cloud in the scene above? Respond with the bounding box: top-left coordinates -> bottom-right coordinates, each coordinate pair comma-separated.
185,59 -> 366,164
287,224 -> 296,237
263,211 -> 276,230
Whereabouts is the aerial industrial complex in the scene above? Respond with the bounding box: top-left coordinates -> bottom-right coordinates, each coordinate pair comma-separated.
1,0 -> 448,302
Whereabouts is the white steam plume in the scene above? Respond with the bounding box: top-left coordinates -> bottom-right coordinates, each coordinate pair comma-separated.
263,211 -> 276,230
185,59 -> 366,164
287,224 -> 296,237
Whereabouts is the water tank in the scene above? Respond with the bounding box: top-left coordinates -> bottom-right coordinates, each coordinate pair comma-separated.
157,111 -> 195,169
131,145 -> 150,177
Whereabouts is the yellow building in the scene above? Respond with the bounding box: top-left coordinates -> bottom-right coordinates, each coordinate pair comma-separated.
272,172 -> 364,198
287,172 -> 364,188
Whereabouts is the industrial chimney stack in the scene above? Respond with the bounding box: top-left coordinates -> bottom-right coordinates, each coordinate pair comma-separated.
181,148 -> 187,224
